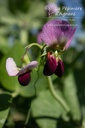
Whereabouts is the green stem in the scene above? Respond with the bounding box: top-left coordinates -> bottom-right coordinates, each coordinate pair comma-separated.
11,91 -> 19,98
82,122 -> 85,128
25,43 -> 42,50
22,43 -> 42,64
24,107 -> 31,127
46,76 -> 70,112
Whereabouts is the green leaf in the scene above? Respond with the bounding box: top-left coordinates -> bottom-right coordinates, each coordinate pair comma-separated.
0,42 -> 24,91
31,90 -> 68,128
0,93 -> 12,128
82,106 -> 85,127
0,36 -> 10,54
19,67 -> 47,97
63,72 -> 81,120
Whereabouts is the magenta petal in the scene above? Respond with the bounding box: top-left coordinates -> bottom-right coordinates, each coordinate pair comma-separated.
37,19 -> 76,49
65,27 -> 77,49
43,55 -> 57,76
37,30 -> 43,44
55,60 -> 64,77
18,72 -> 31,86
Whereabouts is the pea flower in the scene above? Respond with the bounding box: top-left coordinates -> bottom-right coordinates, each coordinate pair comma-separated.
37,19 -> 76,50
6,57 -> 38,86
43,52 -> 64,77
45,3 -> 59,17
37,19 -> 76,77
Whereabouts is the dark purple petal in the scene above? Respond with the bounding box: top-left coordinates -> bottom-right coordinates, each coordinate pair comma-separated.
37,19 -> 76,49
55,60 -> 64,77
18,72 -> 31,86
43,53 -> 57,76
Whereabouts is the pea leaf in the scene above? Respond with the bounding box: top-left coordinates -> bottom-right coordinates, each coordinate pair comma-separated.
31,90 -> 68,128
63,72 -> 81,120
0,42 -> 24,91
0,93 -> 12,128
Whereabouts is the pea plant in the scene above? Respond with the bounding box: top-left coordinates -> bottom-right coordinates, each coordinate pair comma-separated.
0,2 -> 84,128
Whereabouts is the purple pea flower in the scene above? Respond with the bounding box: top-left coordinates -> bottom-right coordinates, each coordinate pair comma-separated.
6,57 -> 38,86
45,3 -> 59,17
37,19 -> 76,50
43,52 -> 64,77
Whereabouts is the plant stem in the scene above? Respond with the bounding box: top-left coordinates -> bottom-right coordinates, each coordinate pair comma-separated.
24,107 -> 31,128
25,43 -> 42,50
46,76 -> 70,112
11,91 -> 19,98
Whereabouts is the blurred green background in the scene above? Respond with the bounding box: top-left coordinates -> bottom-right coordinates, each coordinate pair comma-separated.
0,0 -> 85,128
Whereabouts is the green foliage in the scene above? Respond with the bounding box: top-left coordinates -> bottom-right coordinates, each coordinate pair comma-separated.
31,90 -> 67,128
0,93 -> 12,128
81,16 -> 85,29
0,42 -> 24,91
81,0 -> 85,9
63,72 -> 81,120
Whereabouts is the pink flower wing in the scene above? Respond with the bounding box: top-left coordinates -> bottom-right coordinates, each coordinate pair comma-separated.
6,57 -> 19,76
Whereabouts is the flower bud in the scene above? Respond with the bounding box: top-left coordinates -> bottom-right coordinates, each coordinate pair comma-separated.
55,59 -> 64,77
45,3 -> 59,17
43,52 -> 57,76
18,72 -> 31,86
